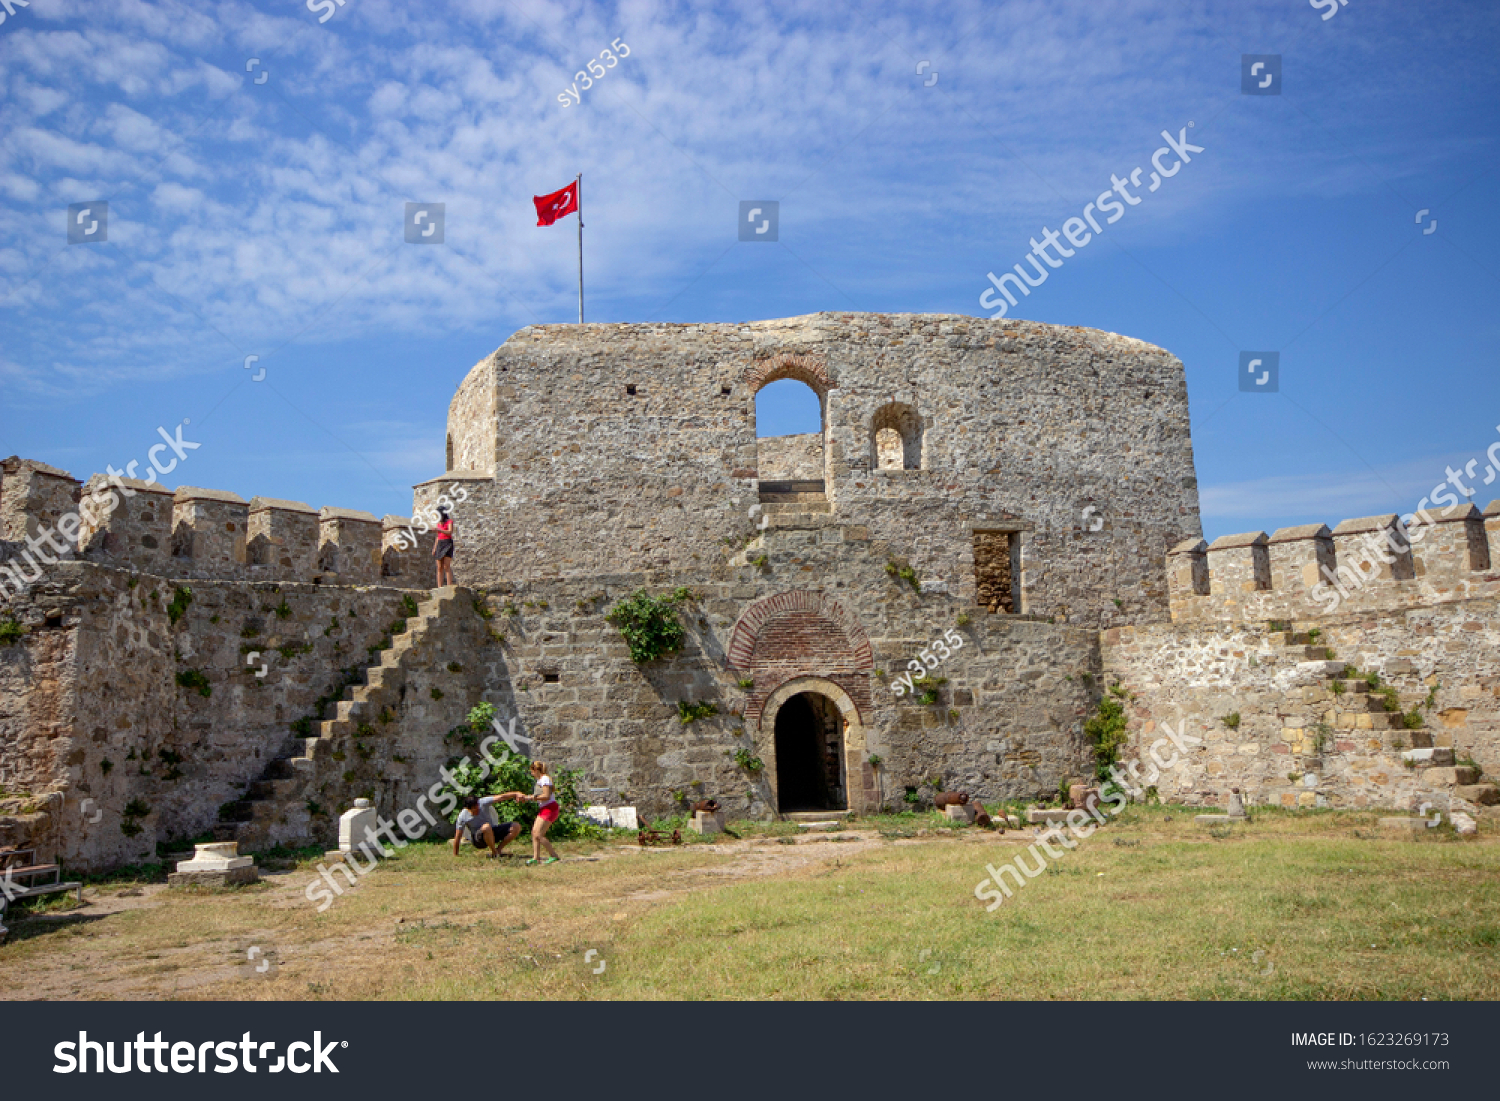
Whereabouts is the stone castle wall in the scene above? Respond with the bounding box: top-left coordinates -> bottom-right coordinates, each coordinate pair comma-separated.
1107,597 -> 1500,813
1168,501 -> 1500,624
757,433 -> 823,481
11,312 -> 1500,873
0,562 -> 429,870
419,313 -> 1202,629
0,456 -> 438,593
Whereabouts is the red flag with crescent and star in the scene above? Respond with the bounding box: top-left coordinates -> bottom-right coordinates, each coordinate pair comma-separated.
533,181 -> 578,226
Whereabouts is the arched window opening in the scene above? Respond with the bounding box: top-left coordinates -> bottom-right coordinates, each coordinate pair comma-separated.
755,378 -> 824,484
870,402 -> 922,471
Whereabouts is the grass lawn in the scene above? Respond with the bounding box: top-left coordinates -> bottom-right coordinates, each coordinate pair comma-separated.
2,806 -> 1496,1000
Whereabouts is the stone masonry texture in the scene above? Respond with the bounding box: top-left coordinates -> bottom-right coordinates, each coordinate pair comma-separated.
4,313 -> 1499,872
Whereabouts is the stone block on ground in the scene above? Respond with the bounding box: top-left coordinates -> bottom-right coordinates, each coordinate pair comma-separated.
1026,808 -> 1070,825
688,810 -> 725,834
1450,811 -> 1478,836
339,798 -> 379,853
169,841 -> 258,888
608,806 -> 638,830
1377,817 -> 1429,832
944,803 -> 977,824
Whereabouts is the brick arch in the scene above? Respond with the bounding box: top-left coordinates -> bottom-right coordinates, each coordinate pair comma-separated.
742,353 -> 835,399
727,590 -> 873,730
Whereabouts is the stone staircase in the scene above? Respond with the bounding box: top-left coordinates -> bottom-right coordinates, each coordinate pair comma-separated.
758,479 -> 832,529
215,586 -> 474,850
784,810 -> 850,831
1271,629 -> 1498,810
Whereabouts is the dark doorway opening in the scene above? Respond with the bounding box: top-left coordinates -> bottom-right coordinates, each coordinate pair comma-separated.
774,692 -> 846,812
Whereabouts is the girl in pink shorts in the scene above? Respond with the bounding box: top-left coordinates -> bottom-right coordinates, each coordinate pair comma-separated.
504,760 -> 560,866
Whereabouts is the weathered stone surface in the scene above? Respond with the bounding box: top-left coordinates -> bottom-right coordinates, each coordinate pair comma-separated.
5,312 -> 1500,875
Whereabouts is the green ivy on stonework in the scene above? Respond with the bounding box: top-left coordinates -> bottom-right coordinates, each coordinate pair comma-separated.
605,587 -> 691,663
1083,682 -> 1132,782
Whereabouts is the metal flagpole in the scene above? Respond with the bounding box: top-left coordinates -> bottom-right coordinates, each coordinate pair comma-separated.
576,173 -> 584,324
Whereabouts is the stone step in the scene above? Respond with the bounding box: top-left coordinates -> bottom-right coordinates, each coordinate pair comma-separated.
762,500 -> 832,514
1335,712 -> 1406,731
759,489 -> 828,502
1455,784 -> 1500,806
759,479 -> 825,497
784,811 -> 849,826
1402,747 -> 1455,767
266,756 -> 301,780
1422,765 -> 1479,786
765,512 -> 839,530
1298,660 -> 1347,677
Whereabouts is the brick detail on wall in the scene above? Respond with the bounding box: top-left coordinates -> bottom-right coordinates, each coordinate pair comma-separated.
742,353 -> 834,397
728,589 -> 873,729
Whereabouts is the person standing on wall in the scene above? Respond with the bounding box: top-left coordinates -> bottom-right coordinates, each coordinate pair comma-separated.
433,505 -> 455,588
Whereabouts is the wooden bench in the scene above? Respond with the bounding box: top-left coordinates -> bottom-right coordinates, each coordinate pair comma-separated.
0,846 -> 83,915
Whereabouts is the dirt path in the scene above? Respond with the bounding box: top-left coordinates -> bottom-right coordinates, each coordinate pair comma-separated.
2,827 -> 1026,1000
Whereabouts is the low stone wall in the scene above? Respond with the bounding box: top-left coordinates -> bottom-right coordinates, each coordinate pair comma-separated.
2,561 -> 426,870
1104,597 -> 1500,812
757,433 -> 823,481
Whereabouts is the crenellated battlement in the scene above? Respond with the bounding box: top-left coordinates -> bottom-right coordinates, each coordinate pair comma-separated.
0,455 -> 435,595
1169,499 -> 1500,623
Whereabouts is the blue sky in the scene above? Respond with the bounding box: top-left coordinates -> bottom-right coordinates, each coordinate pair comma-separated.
1,0 -> 1497,541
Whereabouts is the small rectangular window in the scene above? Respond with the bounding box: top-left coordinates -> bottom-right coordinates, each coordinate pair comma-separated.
626,384 -> 637,395
974,530 -> 1017,614
541,672 -> 560,683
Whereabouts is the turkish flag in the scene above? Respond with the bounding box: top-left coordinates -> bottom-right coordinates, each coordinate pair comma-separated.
534,181 -> 578,226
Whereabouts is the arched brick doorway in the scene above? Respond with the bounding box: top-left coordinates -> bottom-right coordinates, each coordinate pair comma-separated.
727,591 -> 876,815
758,677 -> 873,815
774,690 -> 846,812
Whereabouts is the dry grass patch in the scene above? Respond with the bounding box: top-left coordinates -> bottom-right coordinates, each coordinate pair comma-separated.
2,808 -> 1495,1001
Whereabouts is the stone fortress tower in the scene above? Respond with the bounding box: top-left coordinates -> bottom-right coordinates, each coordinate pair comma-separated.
2,313 -> 1497,871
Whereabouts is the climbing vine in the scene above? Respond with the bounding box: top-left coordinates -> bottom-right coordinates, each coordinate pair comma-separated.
605,587 -> 691,663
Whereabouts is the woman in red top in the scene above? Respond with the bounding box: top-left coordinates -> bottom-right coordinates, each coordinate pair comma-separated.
432,506 -> 455,588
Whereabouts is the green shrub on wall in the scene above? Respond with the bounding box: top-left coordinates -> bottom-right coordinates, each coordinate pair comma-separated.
1083,683 -> 1132,782
605,587 -> 690,663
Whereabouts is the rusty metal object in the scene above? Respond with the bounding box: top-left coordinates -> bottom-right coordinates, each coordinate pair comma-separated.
1069,784 -> 1100,812
691,799 -> 720,814
972,802 -> 993,829
934,791 -> 969,808
637,827 -> 684,847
